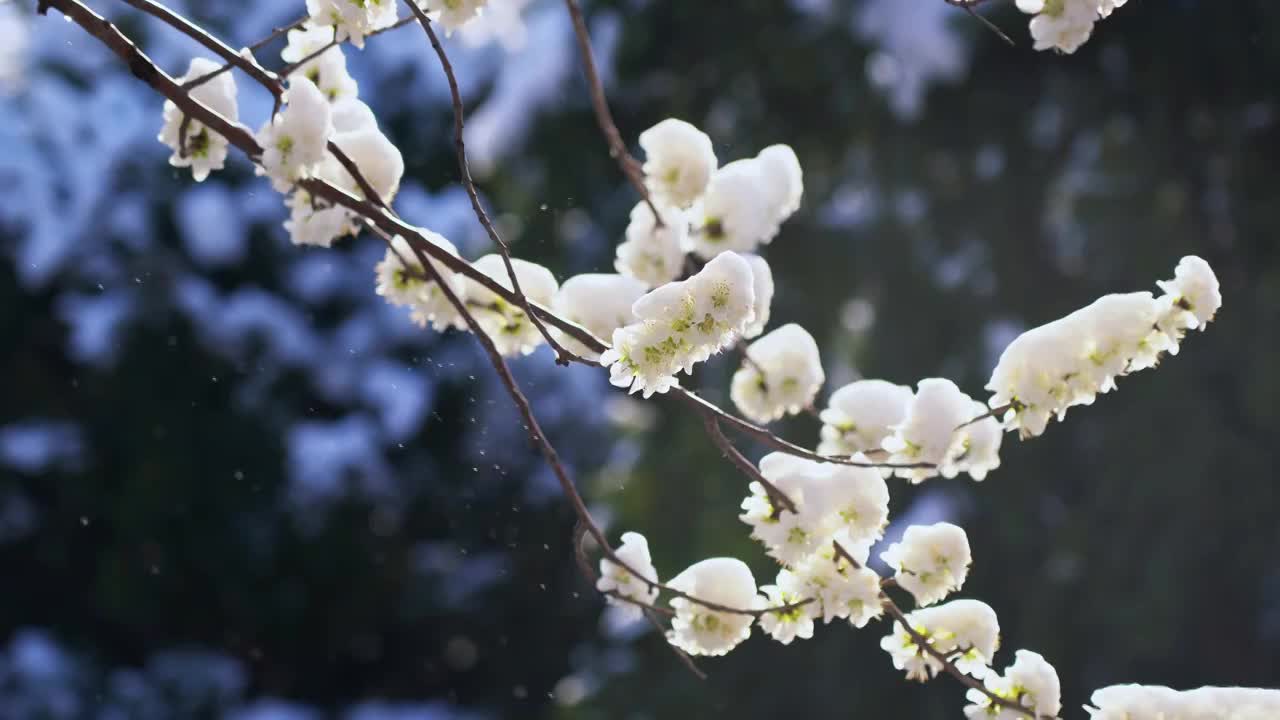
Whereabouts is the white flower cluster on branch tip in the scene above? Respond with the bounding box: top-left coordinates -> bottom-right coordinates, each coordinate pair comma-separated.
1016,0 -> 1129,54
305,0 -> 397,48
119,0 -> 1241,712
731,323 -> 824,424
740,452 -> 890,568
965,650 -> 1062,719
881,598 -> 1001,682
881,522 -> 972,607
666,558 -> 762,656
601,251 -> 758,397
596,531 -> 659,623
1085,685 -> 1280,719
257,77 -> 331,192
987,256 -> 1221,439
280,25 -> 359,102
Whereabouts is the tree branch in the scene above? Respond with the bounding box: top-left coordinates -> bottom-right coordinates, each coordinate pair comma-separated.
704,415 -> 797,516
561,0 -> 664,225
117,0 -> 284,96
402,0 -> 581,367
831,539 -> 1037,719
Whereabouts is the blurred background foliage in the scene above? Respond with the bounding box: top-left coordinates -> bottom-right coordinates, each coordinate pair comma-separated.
1,0 -> 1278,717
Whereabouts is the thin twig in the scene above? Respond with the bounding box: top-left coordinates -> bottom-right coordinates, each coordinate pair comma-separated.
880,596 -> 1036,717
830,538 -> 1036,717
943,0 -> 1015,47
182,13 -> 309,91
561,0 -> 663,225
704,416 -> 797,516
641,608 -> 708,680
402,0 -> 578,366
117,0 -> 283,96
957,402 -> 1014,430
279,16 -> 417,77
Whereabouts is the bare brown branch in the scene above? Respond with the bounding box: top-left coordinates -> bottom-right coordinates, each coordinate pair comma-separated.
704,415 -> 797,516
401,0 -> 580,367
561,0 -> 664,225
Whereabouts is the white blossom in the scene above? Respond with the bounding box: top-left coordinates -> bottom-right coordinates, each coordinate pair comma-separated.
790,542 -> 883,627
331,98 -> 378,133
666,558 -> 760,656
305,0 -> 398,49
688,144 -> 804,258
417,0 -> 490,35
942,400 -> 1004,482
741,254 -> 775,339
639,118 -> 717,209
257,77 -> 333,192
824,465 -> 891,546
461,255 -> 559,357
818,379 -> 914,456
757,569 -> 816,644
596,532 -> 660,622
281,25 -> 359,103
1018,0 -> 1099,54
158,57 -> 239,182
281,117 -> 402,249
602,252 -> 756,397
965,649 -> 1062,719
324,125 -> 405,203
1156,254 -> 1222,336
755,143 -> 804,236
1096,0 -> 1128,18
277,124 -> 399,245
731,323 -> 824,424
284,190 -> 355,248
1086,685 -> 1280,720
739,453 -> 833,566
689,158 -> 776,259
615,202 -> 687,288
880,522 -> 971,606
551,273 -> 647,359
881,599 -> 1000,682
374,231 -> 467,331
883,378 -> 981,483
740,453 -> 889,566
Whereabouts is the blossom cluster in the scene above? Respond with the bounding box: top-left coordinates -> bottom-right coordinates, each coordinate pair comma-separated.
600,251 -> 758,397
730,323 -> 824,424
634,119 -> 803,261
1086,684 -> 1280,719
881,599 -> 1002,682
373,230 -> 467,332
305,0 -> 488,48
595,532 -> 660,623
1016,0 -> 1129,54
987,256 -> 1221,439
817,377 -> 1003,483
965,649 -> 1062,719
880,522 -> 972,606
739,453 -> 890,637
